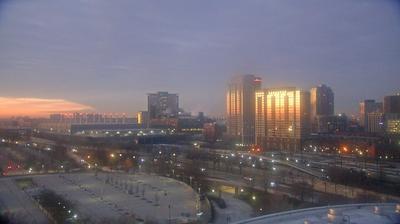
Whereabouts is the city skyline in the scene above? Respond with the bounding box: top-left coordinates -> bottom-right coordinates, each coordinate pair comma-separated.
1,0 -> 400,117
1,82 -> 399,119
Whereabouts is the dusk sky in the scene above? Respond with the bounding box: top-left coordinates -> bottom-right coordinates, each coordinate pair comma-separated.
0,0 -> 399,118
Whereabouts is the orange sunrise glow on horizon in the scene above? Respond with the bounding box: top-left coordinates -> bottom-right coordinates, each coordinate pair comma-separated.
0,97 -> 93,118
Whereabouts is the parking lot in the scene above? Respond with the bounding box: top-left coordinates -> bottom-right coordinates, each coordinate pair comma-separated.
33,172 -> 200,223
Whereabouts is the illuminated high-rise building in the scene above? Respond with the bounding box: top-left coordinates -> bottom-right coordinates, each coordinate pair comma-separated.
385,113 -> 400,134
383,94 -> 400,135
255,90 -> 267,146
148,92 -> 179,119
255,87 -> 310,151
137,111 -> 149,128
226,75 -> 262,145
310,84 -> 334,132
359,100 -> 382,129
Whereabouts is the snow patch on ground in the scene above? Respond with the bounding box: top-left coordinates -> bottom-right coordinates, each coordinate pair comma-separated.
212,192 -> 253,224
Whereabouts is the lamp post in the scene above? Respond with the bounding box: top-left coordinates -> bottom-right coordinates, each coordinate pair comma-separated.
168,204 -> 172,224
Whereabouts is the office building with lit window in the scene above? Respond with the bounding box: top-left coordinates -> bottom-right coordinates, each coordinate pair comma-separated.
366,112 -> 384,133
226,75 -> 262,145
383,94 -> 400,135
359,100 -> 382,130
385,113 -> 400,135
255,87 -> 310,151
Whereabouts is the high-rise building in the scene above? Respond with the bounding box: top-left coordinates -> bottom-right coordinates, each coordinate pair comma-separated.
226,75 -> 262,145
148,92 -> 179,119
310,84 -> 334,132
366,112 -> 384,133
255,87 -> 310,151
315,114 -> 348,133
137,111 -> 149,128
385,113 -> 400,134
383,94 -> 400,114
255,90 -> 266,146
359,100 -> 382,129
310,84 -> 334,116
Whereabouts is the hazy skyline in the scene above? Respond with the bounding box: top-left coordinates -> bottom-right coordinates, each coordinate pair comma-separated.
1,0 -> 400,118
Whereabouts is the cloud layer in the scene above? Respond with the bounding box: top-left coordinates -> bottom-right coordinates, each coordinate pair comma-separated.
0,0 -> 399,115
0,97 -> 93,118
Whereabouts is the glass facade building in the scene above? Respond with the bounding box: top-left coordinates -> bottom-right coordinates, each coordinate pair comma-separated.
310,84 -> 334,132
226,75 -> 261,145
255,87 -> 310,151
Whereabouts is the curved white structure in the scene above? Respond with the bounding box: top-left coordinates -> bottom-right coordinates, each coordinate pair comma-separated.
235,203 -> 400,224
